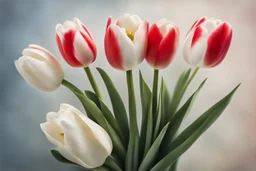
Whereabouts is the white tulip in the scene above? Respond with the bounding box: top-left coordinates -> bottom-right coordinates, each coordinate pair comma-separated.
40,104 -> 113,168
15,44 -> 64,92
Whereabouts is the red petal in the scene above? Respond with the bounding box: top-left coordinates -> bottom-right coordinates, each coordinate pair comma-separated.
106,16 -> 112,31
62,30 -> 82,67
186,17 -> 206,36
204,22 -> 232,67
191,26 -> 204,47
104,27 -> 124,70
80,31 -> 97,62
82,24 -> 93,40
156,27 -> 179,69
146,24 -> 163,68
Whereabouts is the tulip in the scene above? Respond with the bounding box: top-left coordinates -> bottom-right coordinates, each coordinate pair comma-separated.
183,17 -> 232,68
40,104 -> 113,168
56,18 -> 97,67
146,19 -> 179,69
15,45 -> 64,92
104,14 -> 148,70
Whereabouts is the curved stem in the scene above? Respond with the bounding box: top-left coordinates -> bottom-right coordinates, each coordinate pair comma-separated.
152,69 -> 159,117
84,66 -> 102,99
105,157 -> 123,171
61,79 -> 84,95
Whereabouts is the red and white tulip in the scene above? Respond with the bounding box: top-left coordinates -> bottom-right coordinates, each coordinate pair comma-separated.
104,14 -> 148,71
183,17 -> 232,68
56,18 -> 97,67
146,19 -> 179,69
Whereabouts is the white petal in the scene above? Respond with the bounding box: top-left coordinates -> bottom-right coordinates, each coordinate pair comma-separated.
73,32 -> 94,66
109,25 -> 137,70
55,24 -> 65,36
40,122 -> 64,146
133,21 -> 148,64
75,111 -> 113,155
63,20 -> 76,30
117,14 -> 142,34
60,117 -> 108,168
22,48 -> 48,61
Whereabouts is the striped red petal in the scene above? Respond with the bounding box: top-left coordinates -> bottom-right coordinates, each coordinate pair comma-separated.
204,22 -> 232,67
104,27 -> 124,70
156,27 -> 179,69
187,17 -> 206,36
61,30 -> 83,67
80,31 -> 97,62
146,24 -> 163,68
191,26 -> 204,47
106,17 -> 112,31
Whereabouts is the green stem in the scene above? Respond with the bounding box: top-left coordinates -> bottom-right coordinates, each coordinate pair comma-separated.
105,157 -> 122,171
125,70 -> 139,171
183,67 -> 199,93
61,79 -> 84,95
152,69 -> 159,117
84,66 -> 102,99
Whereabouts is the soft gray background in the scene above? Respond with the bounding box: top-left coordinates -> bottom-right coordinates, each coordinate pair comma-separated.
2,0 -> 256,171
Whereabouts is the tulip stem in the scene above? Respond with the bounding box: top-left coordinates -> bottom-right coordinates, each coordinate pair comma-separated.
105,157 -> 123,171
152,69 -> 159,117
61,79 -> 84,95
125,70 -> 139,171
84,66 -> 102,99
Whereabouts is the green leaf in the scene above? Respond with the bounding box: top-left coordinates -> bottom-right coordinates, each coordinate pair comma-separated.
163,78 -> 207,151
75,93 -> 126,162
151,84 -> 240,171
153,96 -> 162,141
96,68 -> 129,144
139,71 -> 152,161
167,68 -> 191,121
50,149 -> 76,165
104,157 -> 122,171
143,98 -> 153,157
138,123 -> 170,171
85,90 -> 126,148
160,78 -> 172,129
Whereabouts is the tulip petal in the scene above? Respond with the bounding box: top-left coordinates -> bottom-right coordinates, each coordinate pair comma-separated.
157,27 -> 179,69
204,22 -> 232,67
104,25 -> 124,70
40,122 -> 64,146
62,30 -> 83,67
60,116 -> 108,168
146,24 -> 163,68
134,20 -> 148,63
73,32 -> 94,66
184,26 -> 208,67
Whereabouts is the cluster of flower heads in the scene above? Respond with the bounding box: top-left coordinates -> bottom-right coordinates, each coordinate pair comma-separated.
15,13 -> 232,91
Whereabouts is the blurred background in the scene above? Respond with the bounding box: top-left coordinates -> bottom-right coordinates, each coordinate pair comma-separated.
1,0 -> 256,170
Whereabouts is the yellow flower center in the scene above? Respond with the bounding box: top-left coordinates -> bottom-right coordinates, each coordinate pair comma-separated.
60,133 -> 64,137
126,30 -> 134,42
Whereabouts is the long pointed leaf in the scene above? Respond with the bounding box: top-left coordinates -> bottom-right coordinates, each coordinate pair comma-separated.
76,93 -> 126,162
139,71 -> 152,161
96,68 -> 129,144
151,84 -> 240,171
167,69 -> 191,121
50,149 -> 77,165
138,123 -> 169,171
162,78 -> 207,152
160,78 -> 172,129
85,90 -> 126,148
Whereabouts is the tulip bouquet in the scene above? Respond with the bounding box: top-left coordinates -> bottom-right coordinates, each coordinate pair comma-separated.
15,14 -> 239,171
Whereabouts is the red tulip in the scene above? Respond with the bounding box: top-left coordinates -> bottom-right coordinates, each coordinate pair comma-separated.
146,19 -> 179,69
56,18 -> 97,67
183,17 -> 232,68
104,14 -> 148,71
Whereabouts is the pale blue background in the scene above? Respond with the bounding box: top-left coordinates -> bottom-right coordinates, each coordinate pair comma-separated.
2,0 -> 256,171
